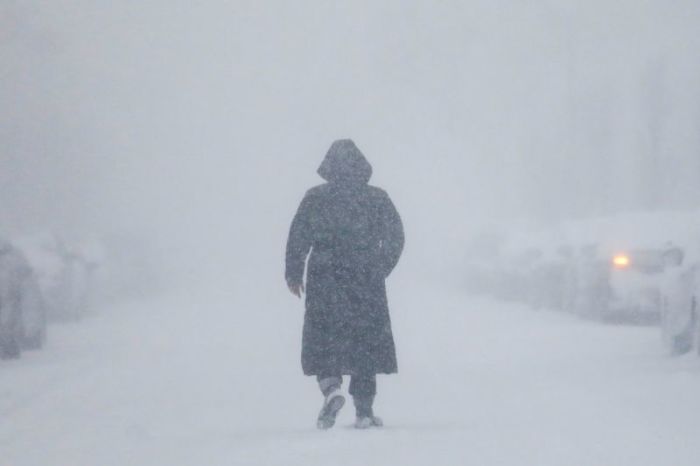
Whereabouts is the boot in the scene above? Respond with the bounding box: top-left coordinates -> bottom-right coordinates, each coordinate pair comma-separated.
354,415 -> 384,429
317,389 -> 345,430
353,396 -> 383,429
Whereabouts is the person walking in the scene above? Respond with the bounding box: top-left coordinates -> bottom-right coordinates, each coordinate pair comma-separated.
285,139 -> 404,430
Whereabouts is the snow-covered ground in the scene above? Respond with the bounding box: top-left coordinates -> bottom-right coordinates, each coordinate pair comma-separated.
2,279 -> 700,466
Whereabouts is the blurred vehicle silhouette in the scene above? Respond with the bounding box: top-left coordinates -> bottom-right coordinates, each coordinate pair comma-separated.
466,212 -> 700,327
659,247 -> 700,355
14,233 -> 97,322
575,247 -> 666,322
0,239 -> 47,359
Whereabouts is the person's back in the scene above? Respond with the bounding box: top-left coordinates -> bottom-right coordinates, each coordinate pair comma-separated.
285,139 -> 404,429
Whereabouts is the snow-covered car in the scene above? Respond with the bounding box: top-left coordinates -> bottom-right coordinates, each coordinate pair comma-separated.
494,247 -> 544,303
0,240 -> 47,359
529,245 -> 577,311
573,248 -> 669,321
14,233 -> 94,321
18,264 -> 47,350
659,248 -> 700,355
469,211 -> 700,324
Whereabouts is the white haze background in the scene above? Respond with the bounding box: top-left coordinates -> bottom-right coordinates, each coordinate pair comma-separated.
2,2 -> 700,465
4,1 -> 699,284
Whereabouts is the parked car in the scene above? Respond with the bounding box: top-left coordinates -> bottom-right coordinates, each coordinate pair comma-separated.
467,211 -> 700,326
14,233 -> 93,321
659,247 -> 700,355
530,245 -> 577,311
0,239 -> 47,359
18,263 -> 47,349
575,248 -> 669,322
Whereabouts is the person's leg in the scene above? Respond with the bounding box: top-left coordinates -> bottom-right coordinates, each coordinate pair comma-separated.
316,375 -> 345,429
317,375 -> 342,397
349,374 -> 380,426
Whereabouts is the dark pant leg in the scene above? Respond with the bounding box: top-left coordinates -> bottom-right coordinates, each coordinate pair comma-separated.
349,374 -> 376,397
349,374 -> 376,417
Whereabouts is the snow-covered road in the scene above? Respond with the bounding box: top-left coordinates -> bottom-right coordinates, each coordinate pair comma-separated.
2,282 -> 700,466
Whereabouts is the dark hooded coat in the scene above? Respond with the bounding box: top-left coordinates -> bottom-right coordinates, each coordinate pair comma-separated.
286,140 -> 404,376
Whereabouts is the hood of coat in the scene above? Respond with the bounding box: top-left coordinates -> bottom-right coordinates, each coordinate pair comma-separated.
317,139 -> 372,185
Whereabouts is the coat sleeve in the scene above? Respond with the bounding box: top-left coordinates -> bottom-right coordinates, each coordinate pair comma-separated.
285,192 -> 314,286
378,192 -> 405,277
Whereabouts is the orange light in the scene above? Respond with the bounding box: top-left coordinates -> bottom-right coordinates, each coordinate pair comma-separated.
613,254 -> 630,268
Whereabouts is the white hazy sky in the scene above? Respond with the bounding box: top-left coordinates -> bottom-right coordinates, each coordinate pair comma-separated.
2,0 -> 699,282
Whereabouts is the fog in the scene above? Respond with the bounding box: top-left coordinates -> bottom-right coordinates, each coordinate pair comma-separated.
3,0 -> 699,286
4,2 -> 700,464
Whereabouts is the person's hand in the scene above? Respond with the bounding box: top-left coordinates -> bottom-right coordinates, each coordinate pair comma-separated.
288,282 -> 305,298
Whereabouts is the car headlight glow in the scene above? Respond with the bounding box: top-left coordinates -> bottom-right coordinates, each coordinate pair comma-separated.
613,254 -> 631,268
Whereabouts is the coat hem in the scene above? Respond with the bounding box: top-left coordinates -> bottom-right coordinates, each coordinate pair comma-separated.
302,369 -> 398,376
